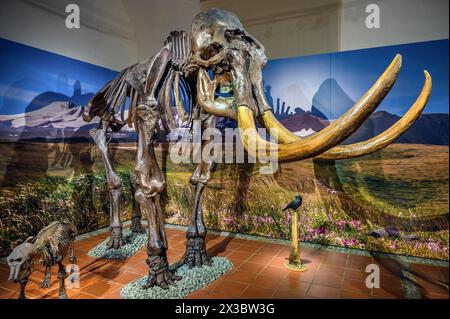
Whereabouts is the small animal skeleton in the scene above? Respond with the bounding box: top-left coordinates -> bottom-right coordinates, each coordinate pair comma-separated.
7,221 -> 78,299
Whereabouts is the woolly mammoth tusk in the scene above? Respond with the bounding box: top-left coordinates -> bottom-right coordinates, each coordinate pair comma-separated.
317,70 -> 432,160
238,54 -> 403,162
258,68 -> 431,160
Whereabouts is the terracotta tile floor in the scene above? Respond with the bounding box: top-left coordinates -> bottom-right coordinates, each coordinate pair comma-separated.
0,226 -> 448,299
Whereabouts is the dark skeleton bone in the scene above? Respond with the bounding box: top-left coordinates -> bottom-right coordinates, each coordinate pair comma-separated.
6,221 -> 77,299
83,9 -> 430,288
89,121 -> 126,249
84,33 -> 191,249
85,33 -> 190,288
184,115 -> 215,268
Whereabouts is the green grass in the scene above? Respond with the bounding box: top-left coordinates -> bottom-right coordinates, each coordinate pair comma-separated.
0,169 -> 134,257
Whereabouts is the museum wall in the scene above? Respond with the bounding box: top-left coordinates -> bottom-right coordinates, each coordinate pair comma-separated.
123,0 -> 201,61
0,0 -> 201,70
201,0 -> 449,56
340,0 -> 449,51
200,0 -> 341,59
0,0 -> 138,70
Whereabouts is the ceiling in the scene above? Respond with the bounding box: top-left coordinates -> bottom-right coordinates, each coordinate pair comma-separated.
23,0 -> 200,60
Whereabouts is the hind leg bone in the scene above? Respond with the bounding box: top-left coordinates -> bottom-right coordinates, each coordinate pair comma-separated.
90,120 -> 124,249
57,261 -> 67,299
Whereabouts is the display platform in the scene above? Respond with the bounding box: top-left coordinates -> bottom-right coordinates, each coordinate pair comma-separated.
88,229 -> 147,260
121,257 -> 232,299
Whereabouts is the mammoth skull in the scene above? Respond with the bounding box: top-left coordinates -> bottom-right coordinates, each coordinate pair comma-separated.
189,8 -> 431,162
191,8 -> 269,116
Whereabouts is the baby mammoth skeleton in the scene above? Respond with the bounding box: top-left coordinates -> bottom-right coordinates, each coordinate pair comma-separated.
83,8 -> 431,289
7,221 -> 78,299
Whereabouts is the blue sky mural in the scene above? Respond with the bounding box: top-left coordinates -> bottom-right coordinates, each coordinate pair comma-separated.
0,38 -> 118,115
263,39 -> 449,119
0,37 -> 447,143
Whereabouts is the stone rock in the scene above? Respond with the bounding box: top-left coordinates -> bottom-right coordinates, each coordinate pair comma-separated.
402,234 -> 420,241
368,229 -> 389,238
385,226 -> 400,237
368,226 -> 401,239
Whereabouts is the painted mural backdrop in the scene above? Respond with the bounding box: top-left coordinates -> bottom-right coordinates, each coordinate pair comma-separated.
0,38 -> 448,260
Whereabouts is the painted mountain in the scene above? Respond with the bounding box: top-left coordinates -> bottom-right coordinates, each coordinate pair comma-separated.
0,82 -> 185,142
345,111 -> 449,145
266,64 -> 449,145
0,38 -> 119,141
1,78 -> 448,145
279,111 -> 449,145
0,83 -> 133,142
0,38 -> 448,146
275,69 -> 448,146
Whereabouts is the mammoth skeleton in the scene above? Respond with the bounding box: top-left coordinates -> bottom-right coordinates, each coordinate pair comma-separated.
83,8 -> 431,289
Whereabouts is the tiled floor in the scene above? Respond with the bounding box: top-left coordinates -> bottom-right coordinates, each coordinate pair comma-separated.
0,226 -> 448,299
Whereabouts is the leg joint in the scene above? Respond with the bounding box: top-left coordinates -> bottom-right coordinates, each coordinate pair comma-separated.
137,97 -> 158,119
134,188 -> 161,203
189,176 -> 207,187
107,174 -> 122,190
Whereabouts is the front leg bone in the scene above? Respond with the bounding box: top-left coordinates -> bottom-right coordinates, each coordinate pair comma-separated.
40,265 -> 51,289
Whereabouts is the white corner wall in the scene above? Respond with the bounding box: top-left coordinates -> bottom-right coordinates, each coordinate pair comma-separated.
201,0 -> 341,59
1,0 -> 447,68
0,0 -> 201,70
340,0 -> 449,51
201,0 -> 448,57
123,0 -> 201,62
0,0 -> 138,70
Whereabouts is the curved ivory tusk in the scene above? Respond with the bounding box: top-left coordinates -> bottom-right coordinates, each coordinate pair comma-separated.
238,54 -> 402,162
316,70 -> 432,160
259,69 -> 431,160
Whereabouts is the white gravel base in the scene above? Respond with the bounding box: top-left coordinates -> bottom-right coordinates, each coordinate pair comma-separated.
88,229 -> 147,259
120,257 -> 233,299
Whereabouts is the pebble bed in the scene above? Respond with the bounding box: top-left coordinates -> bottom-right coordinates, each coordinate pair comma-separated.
88,229 -> 147,259
120,257 -> 233,299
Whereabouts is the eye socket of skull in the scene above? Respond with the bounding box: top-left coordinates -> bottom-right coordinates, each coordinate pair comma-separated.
224,28 -> 243,41
200,42 -> 223,60
224,28 -> 256,46
191,8 -> 268,115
